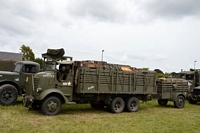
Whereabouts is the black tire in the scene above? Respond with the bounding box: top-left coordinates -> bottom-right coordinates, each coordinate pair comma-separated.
174,96 -> 185,108
188,97 -> 197,104
158,99 -> 168,106
125,97 -> 140,112
41,96 -> 62,116
31,101 -> 41,110
0,84 -> 18,105
109,97 -> 125,113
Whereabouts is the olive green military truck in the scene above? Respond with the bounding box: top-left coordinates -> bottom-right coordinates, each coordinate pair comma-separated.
0,60 -> 40,105
23,49 -> 188,116
177,69 -> 200,104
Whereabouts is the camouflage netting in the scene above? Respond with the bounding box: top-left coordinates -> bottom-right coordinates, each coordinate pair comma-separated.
43,48 -> 65,58
0,59 -> 16,71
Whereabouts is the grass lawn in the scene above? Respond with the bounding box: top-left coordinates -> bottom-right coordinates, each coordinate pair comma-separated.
0,97 -> 200,133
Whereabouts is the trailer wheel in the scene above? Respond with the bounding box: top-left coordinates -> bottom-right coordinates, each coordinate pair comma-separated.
0,84 -> 18,105
188,97 -> 197,104
41,96 -> 61,116
109,97 -> 125,113
158,99 -> 168,106
125,97 -> 139,112
174,96 -> 185,108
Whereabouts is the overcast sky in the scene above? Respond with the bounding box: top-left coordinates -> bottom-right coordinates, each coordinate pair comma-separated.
0,0 -> 200,73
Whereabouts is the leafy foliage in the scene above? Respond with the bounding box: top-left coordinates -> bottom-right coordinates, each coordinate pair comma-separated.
154,69 -> 164,74
20,45 -> 35,61
19,45 -> 44,69
154,69 -> 172,78
34,58 -> 44,69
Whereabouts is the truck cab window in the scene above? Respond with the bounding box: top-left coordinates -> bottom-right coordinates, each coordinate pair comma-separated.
14,63 -> 22,72
24,65 -> 37,73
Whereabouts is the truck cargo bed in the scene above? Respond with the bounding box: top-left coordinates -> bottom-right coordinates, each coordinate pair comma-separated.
75,67 -> 157,94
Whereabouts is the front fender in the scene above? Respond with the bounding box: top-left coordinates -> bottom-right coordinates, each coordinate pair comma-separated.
0,80 -> 21,93
171,92 -> 187,101
36,88 -> 69,103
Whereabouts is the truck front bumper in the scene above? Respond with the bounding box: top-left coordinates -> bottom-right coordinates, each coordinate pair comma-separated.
22,95 -> 35,108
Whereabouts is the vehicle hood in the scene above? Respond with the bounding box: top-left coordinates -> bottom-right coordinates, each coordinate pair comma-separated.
0,71 -> 19,76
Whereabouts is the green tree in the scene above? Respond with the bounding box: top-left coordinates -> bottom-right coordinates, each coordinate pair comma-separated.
142,68 -> 149,70
154,69 -> 164,74
20,45 -> 35,61
34,58 -> 44,70
154,69 -> 165,78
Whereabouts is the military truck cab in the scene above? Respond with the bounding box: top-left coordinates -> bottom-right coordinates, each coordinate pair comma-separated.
176,69 -> 200,104
0,61 -> 40,105
176,69 -> 200,88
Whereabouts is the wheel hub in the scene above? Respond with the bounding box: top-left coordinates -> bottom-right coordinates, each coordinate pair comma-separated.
178,99 -> 183,106
130,101 -> 136,109
47,101 -> 57,112
3,91 -> 11,100
114,101 -> 121,110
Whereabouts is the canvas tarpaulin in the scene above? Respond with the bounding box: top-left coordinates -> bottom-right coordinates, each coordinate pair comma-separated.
0,59 -> 16,71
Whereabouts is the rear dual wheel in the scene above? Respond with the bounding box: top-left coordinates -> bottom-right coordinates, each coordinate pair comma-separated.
108,96 -> 140,113
125,97 -> 139,112
109,97 -> 125,113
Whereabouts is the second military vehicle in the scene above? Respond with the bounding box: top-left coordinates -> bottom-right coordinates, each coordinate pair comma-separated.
177,69 -> 200,104
23,49 -> 188,115
0,60 -> 40,105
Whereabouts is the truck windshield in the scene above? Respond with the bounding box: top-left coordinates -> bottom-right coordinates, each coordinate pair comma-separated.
186,74 -> 194,80
44,62 -> 56,71
13,63 -> 22,72
180,74 -> 194,80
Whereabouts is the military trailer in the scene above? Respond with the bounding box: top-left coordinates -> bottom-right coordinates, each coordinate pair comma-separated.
0,61 -> 40,105
23,49 -> 189,116
154,78 -> 188,108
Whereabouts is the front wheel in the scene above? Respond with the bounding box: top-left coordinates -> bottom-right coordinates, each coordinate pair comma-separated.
188,96 -> 197,104
0,84 -> 18,105
41,96 -> 62,116
174,96 -> 185,108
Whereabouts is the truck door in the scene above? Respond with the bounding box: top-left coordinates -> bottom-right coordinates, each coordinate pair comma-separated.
58,64 -> 74,100
17,64 -> 37,93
